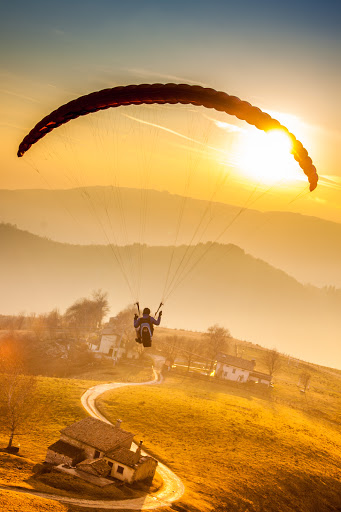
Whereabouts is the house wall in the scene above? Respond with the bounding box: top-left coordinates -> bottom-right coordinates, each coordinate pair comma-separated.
126,350 -> 139,359
105,460 -> 135,482
132,458 -> 158,483
216,362 -> 249,382
248,375 -> 271,386
45,450 -> 75,466
99,334 -> 117,354
60,434 -> 102,460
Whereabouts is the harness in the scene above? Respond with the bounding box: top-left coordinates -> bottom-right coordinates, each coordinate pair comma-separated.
139,316 -> 154,347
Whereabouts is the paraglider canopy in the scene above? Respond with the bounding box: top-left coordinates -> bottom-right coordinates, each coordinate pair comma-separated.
17,83 -> 318,191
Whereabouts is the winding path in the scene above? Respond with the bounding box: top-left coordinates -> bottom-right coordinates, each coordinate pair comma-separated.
1,368 -> 185,510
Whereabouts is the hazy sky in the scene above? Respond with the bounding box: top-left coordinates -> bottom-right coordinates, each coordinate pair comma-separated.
1,0 -> 341,223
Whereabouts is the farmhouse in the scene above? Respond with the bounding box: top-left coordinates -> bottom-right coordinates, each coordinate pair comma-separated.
215,353 -> 271,386
45,417 -> 158,483
89,327 -> 139,360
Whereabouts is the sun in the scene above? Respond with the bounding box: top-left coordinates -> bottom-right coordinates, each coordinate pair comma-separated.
236,128 -> 305,185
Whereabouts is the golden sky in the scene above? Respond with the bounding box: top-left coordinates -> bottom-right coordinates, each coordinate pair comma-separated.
1,0 -> 340,222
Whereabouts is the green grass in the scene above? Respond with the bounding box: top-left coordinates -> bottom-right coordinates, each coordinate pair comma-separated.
97,375 -> 341,512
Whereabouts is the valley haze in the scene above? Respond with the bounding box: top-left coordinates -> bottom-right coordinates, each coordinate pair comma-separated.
1,187 -> 340,370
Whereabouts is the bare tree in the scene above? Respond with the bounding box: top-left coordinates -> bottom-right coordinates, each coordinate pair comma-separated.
205,325 -> 231,372
91,289 -> 110,328
0,341 -> 47,449
159,335 -> 182,366
180,337 -> 201,372
264,349 -> 282,377
45,308 -> 61,339
299,371 -> 311,392
31,313 -> 47,341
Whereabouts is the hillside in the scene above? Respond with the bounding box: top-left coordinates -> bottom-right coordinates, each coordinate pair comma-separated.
1,187 -> 341,287
1,223 -> 341,369
0,225 -> 341,367
0,350 -> 340,512
96,362 -> 341,512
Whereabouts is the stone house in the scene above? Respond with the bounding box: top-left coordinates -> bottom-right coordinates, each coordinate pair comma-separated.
45,417 -> 157,483
215,353 -> 271,386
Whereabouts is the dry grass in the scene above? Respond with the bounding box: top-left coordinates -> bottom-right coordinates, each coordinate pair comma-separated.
97,374 -> 341,512
0,490 -> 69,512
1,345 -> 340,512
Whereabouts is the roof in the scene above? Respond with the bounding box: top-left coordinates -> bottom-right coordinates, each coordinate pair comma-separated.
48,440 -> 84,459
61,417 -> 134,453
106,447 -> 138,467
216,353 -> 255,371
249,371 -> 271,381
106,447 -> 157,468
77,458 -> 111,475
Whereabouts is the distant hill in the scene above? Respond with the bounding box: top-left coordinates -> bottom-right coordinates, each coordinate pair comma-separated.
0,187 -> 340,288
1,223 -> 340,369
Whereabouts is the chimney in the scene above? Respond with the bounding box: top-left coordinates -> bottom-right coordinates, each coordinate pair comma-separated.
135,440 -> 143,464
251,359 -> 256,370
115,419 -> 122,429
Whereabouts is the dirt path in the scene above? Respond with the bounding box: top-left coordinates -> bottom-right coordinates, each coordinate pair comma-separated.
1,368 -> 185,510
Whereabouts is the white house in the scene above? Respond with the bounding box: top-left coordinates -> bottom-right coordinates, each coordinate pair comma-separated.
45,417 -> 158,484
89,328 -> 138,360
215,353 -> 272,386
215,353 -> 256,382
248,370 -> 272,386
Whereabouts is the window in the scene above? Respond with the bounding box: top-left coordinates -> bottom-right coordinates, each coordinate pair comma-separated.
232,368 -> 236,374
107,461 -> 113,468
94,450 -> 100,458
117,465 -> 124,474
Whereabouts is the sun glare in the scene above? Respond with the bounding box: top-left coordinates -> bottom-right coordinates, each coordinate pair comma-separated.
236,129 -> 304,185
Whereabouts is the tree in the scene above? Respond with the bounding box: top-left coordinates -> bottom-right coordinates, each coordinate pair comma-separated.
45,308 -> 61,339
109,304 -> 136,339
180,337 -> 201,372
91,289 -> 110,328
205,325 -> 231,373
299,371 -> 311,392
64,290 -> 109,338
159,335 -> 182,366
108,305 -> 141,358
264,349 -> 282,377
0,341 -> 47,449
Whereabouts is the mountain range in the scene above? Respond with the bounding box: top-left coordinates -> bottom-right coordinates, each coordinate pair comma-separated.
1,187 -> 340,288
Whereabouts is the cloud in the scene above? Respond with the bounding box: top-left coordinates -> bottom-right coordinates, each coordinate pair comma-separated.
0,88 -> 41,104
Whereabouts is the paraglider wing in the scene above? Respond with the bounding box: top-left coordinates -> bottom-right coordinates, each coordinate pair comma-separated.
17,83 -> 318,191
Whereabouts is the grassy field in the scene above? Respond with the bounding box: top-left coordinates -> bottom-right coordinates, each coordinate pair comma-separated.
97,371 -> 341,512
0,361 -> 155,510
1,342 -> 340,512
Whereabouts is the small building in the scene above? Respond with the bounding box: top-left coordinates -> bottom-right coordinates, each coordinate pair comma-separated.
104,441 -> 157,483
45,417 -> 158,484
215,353 -> 272,386
77,458 -> 111,478
215,353 -> 256,383
248,370 -> 272,386
89,328 -> 139,360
